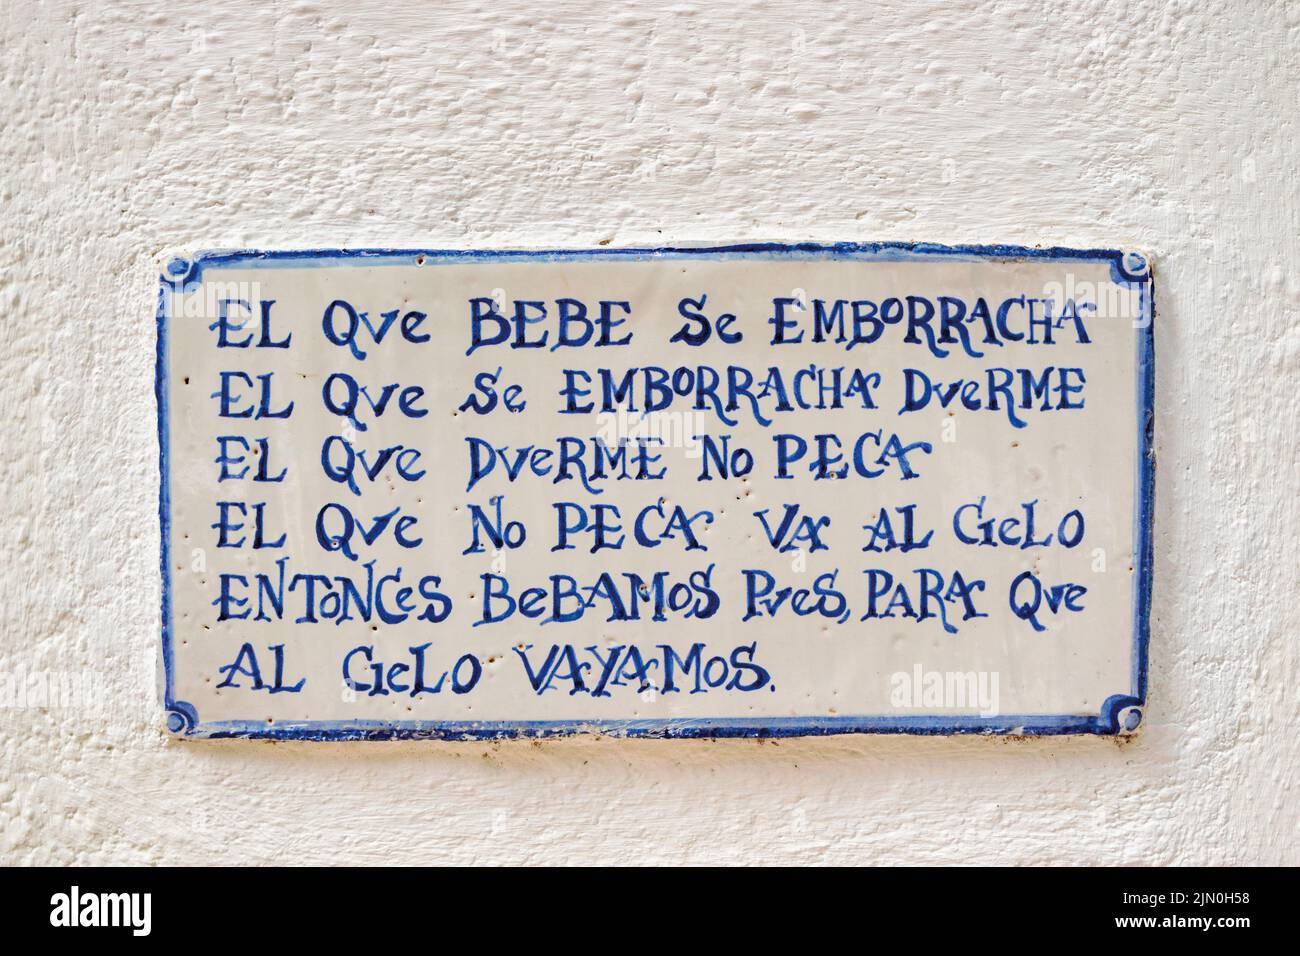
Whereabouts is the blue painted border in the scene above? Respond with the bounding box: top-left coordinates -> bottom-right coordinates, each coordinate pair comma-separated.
156,242 -> 1154,740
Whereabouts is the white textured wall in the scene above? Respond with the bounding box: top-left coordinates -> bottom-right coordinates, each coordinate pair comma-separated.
2,0 -> 1296,866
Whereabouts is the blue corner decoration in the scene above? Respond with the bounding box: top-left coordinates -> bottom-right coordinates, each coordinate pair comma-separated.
156,241 -> 1154,740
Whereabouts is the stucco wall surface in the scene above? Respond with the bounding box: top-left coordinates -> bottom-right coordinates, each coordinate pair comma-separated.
0,0 -> 1296,865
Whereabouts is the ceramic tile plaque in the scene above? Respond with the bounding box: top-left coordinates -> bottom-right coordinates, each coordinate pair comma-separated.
156,244 -> 1154,739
